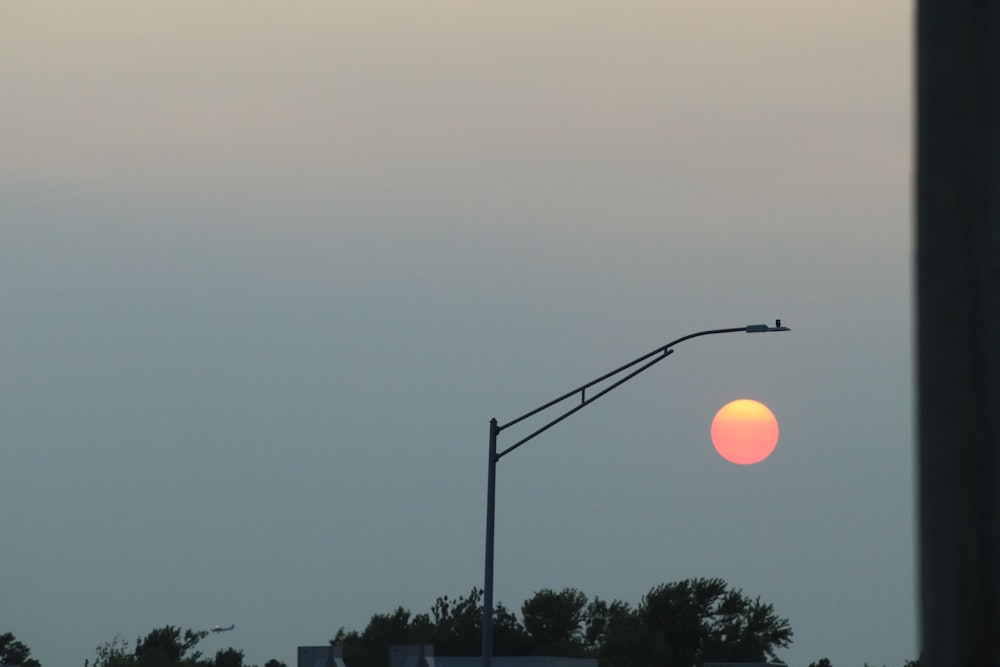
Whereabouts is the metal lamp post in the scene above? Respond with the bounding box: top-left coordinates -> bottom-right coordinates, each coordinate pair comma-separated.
481,321 -> 790,667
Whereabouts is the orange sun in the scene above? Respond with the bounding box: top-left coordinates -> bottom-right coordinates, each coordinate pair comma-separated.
710,399 -> 779,465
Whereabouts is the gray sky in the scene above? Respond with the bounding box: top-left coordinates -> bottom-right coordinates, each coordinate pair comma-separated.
1,3 -> 913,667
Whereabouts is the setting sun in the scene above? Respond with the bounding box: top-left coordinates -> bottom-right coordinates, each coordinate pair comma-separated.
711,399 -> 780,465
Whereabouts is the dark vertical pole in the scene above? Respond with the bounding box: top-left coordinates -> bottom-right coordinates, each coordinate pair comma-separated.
917,2 -> 1000,665
482,418 -> 498,667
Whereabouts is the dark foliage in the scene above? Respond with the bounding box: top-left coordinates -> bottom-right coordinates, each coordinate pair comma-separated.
521,588 -> 588,656
135,626 -> 209,665
0,632 -> 42,667
808,659 -> 833,667
329,579 -> 795,667
89,626 -> 279,667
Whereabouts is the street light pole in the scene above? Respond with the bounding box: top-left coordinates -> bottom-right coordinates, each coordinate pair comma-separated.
481,321 -> 789,667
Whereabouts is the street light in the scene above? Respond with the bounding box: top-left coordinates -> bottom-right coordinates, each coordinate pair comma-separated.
481,321 -> 790,667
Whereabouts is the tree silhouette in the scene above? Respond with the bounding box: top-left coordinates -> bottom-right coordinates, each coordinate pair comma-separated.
329,579 -> 793,667
212,648 -> 244,667
520,588 -> 588,656
0,632 -> 41,667
134,626 -> 208,666
637,578 -> 792,667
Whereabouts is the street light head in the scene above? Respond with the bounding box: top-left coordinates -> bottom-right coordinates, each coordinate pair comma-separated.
745,320 -> 791,333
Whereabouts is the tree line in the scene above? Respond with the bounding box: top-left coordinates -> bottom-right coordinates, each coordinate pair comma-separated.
86,626 -> 287,667
2,578 -> 922,667
332,578 -> 792,667
0,628 -> 286,667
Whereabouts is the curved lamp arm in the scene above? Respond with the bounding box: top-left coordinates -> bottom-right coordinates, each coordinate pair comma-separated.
494,321 -> 790,459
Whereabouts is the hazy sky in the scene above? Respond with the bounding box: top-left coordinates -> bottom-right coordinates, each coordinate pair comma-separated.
2,3 -> 912,667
